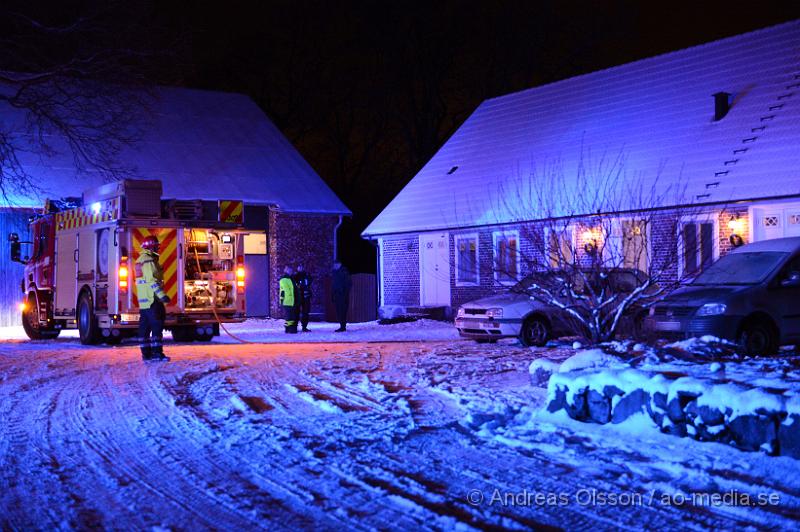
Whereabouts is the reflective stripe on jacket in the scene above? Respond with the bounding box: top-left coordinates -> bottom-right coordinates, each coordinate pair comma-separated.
279,275 -> 295,307
135,250 -> 168,309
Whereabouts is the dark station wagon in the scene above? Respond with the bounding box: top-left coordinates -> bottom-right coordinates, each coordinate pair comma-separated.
646,237 -> 800,354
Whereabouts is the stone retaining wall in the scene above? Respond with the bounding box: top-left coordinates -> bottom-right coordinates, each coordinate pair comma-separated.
546,368 -> 800,458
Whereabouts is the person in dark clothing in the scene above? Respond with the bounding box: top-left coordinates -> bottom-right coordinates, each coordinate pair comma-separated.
293,264 -> 313,332
331,260 -> 351,332
279,265 -> 298,333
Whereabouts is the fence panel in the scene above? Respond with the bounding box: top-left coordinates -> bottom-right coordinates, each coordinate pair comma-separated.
323,273 -> 376,323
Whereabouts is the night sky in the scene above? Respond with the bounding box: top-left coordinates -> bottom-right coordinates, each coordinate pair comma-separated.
6,0 -> 800,270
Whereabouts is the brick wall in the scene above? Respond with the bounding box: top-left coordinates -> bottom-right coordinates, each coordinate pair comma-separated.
380,236 -> 419,306
379,206 -> 759,311
268,210 -> 338,317
649,211 -> 680,283
718,207 -> 750,255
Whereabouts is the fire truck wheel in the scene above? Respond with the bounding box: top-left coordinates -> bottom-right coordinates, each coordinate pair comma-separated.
21,293 -> 60,340
104,335 -> 123,346
171,327 -> 194,342
77,291 -> 101,345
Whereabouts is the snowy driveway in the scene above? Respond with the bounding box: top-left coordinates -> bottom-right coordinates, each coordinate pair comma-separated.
1,321 -> 799,530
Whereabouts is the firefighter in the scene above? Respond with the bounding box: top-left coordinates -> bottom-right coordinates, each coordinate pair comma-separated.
279,265 -> 298,333
293,264 -> 313,332
135,235 -> 171,361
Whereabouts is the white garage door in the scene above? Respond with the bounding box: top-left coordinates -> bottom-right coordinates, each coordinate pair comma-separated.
752,204 -> 800,241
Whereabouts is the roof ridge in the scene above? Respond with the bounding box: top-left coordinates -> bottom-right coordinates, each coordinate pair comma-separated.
483,19 -> 800,106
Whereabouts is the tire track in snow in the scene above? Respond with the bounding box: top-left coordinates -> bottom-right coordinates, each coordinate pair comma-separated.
49,359 -> 247,528
106,360 -> 313,528
3,340 -> 798,529
0,364 -> 82,528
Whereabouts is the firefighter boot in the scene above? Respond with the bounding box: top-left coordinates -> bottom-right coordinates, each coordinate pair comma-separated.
140,344 -> 153,360
150,336 -> 170,362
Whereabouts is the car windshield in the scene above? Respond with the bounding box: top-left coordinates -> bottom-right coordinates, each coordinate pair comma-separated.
513,269 -> 645,293
512,273 -> 561,293
692,252 -> 787,285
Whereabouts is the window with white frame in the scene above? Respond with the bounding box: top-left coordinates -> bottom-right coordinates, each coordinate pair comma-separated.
545,226 -> 574,268
622,220 -> 648,272
455,234 -> 479,285
493,230 -> 519,284
680,219 -> 716,276
602,219 -> 649,272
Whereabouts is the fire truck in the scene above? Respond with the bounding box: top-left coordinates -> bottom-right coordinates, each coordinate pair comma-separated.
8,179 -> 248,345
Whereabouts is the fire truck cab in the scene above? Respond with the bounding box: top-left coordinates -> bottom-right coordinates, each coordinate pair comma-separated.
9,179 -> 248,344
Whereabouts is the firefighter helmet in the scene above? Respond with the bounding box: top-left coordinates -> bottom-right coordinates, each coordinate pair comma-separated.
141,235 -> 160,251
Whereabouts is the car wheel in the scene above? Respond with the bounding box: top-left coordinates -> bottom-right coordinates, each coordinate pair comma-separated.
632,310 -> 649,341
21,293 -> 60,340
520,316 -> 549,347
77,291 -> 100,345
740,321 -> 778,356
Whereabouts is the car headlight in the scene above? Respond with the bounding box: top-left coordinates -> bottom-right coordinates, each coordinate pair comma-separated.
486,308 -> 503,318
696,303 -> 727,316
457,307 -> 465,318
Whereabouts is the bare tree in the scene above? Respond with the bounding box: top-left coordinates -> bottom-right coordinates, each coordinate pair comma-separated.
0,2 -> 175,203
470,149 -> 720,344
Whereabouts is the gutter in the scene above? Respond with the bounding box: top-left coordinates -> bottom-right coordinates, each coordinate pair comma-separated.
360,193 -> 800,239
333,215 -> 343,262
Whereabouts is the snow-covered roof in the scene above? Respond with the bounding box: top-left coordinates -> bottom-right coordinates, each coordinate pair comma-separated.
363,20 -> 800,237
1,86 -> 350,215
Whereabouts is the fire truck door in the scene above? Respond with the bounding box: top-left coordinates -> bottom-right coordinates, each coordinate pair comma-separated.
54,234 -> 79,313
77,230 -> 96,285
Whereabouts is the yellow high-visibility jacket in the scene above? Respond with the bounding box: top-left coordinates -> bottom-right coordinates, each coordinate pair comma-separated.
135,250 -> 169,309
279,275 -> 295,307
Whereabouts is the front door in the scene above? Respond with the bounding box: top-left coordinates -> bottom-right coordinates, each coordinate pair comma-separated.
419,233 -> 450,306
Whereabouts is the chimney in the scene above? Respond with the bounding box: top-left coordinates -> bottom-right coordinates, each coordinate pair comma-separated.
713,92 -> 732,121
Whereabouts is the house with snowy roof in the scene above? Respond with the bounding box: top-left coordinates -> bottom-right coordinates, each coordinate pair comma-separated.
0,86 -> 350,327
363,20 -> 800,316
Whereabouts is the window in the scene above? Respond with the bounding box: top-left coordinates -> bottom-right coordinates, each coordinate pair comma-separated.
680,220 -> 716,276
602,219 -> 649,272
622,220 -> 648,272
545,226 -> 574,268
32,222 -> 50,260
493,230 -> 519,284
455,234 -> 479,285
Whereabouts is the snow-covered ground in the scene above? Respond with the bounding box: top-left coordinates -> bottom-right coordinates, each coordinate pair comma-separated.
1,319 -> 798,529
0,317 -> 461,344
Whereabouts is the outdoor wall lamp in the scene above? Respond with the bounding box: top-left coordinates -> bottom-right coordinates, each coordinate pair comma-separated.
727,215 -> 745,247
582,229 -> 599,254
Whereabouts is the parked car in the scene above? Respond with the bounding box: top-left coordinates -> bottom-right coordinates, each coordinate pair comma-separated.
645,237 -> 800,355
455,269 -> 649,346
